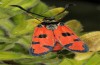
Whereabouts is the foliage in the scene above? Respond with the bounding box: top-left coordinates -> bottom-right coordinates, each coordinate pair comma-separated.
0,0 -> 100,65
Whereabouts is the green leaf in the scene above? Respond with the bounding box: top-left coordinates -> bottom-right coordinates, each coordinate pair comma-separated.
75,52 -> 94,60
0,43 -> 15,51
0,19 -> 14,38
80,31 -> 100,52
59,59 -> 72,65
0,0 -> 40,19
0,0 -> 39,8
0,7 -> 14,19
0,51 -> 33,60
43,7 -> 68,18
11,43 -> 28,53
84,53 -> 100,65
0,37 -> 9,43
0,30 -> 4,36
11,19 -> 41,36
14,59 -> 36,65
0,0 -> 23,8
44,58 -> 61,65
19,0 -> 40,8
31,1 -> 49,16
11,13 -> 26,25
59,58 -> 84,65
16,35 -> 32,49
0,19 -> 14,32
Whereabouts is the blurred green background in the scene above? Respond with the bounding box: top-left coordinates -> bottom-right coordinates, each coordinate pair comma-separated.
0,0 -> 100,65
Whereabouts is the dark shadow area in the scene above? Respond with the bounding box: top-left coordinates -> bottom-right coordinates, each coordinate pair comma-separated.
41,0 -> 100,31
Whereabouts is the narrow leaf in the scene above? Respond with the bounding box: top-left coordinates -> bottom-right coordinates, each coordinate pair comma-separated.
0,51 -> 33,60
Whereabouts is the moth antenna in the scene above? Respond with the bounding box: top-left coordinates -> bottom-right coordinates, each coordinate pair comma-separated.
53,3 -> 76,17
35,18 -> 42,23
11,5 -> 47,18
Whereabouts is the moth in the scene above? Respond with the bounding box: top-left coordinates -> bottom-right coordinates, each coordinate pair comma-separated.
11,4 -> 89,56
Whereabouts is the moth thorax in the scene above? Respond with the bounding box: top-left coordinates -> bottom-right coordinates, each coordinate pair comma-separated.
46,24 -> 57,30
44,20 -> 56,22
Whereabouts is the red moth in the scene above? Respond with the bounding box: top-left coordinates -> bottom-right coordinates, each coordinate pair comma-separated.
11,4 -> 89,56
30,18 -> 88,56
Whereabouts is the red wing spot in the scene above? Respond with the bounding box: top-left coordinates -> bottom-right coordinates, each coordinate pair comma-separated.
64,43 -> 73,48
62,32 -> 71,37
38,34 -> 47,38
74,38 -> 81,41
32,42 -> 40,44
43,45 -> 53,50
